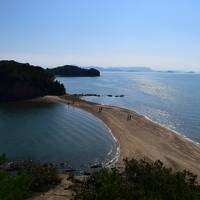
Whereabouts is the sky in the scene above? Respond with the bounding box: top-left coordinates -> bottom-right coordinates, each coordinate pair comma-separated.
0,0 -> 200,71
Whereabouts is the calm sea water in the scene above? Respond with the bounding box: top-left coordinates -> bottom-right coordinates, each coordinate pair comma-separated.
0,101 -> 117,169
58,72 -> 200,144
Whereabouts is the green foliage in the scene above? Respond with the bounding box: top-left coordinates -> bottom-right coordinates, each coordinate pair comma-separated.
16,161 -> 60,192
0,170 -> 31,200
74,159 -> 200,200
47,65 -> 100,77
0,60 -> 65,101
0,154 -> 7,165
0,156 -> 60,200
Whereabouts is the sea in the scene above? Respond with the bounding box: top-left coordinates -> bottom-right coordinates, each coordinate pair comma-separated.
58,71 -> 200,144
0,71 -> 199,169
0,101 -> 118,169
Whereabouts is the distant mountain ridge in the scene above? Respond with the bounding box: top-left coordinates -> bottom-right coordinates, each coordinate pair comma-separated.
95,67 -> 197,74
96,67 -> 154,72
47,65 -> 100,77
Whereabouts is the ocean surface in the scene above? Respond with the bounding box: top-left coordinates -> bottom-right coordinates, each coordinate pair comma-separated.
1,72 -> 199,169
0,101 -> 117,169
58,72 -> 200,144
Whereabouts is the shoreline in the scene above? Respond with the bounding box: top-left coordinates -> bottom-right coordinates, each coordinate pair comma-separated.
143,114 -> 200,148
31,95 -> 200,178
95,117 -> 120,167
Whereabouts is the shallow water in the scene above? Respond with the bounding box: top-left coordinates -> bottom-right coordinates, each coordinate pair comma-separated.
58,72 -> 200,144
0,101 -> 117,169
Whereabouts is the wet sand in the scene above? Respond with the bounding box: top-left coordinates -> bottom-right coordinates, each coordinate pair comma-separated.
32,95 -> 200,177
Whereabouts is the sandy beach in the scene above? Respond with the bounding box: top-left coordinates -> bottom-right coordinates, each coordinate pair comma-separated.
31,94 -> 200,178
28,94 -> 200,200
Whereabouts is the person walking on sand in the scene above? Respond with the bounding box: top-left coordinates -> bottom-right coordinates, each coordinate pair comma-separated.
127,114 -> 132,120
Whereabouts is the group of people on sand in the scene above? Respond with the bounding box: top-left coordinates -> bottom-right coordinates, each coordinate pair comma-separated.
98,107 -> 103,112
67,100 -> 134,121
97,106 -> 132,121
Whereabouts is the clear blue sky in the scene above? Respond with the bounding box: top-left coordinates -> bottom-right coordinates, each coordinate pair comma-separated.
0,0 -> 200,70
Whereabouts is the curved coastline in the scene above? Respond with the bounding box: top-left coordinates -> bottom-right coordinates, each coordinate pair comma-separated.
65,103 -> 121,168
84,99 -> 200,151
143,115 -> 200,147
81,109 -> 120,167
32,95 -> 200,179
93,101 -> 200,150
99,121 -> 120,167
93,102 -> 200,148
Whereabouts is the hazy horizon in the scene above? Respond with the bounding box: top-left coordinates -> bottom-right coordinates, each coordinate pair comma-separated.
1,0 -> 200,71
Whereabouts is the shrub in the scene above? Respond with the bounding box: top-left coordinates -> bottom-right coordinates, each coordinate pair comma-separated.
0,155 -> 60,200
20,162 -> 60,192
73,159 -> 200,200
0,170 -> 31,200
0,154 -> 7,165
10,161 -> 60,193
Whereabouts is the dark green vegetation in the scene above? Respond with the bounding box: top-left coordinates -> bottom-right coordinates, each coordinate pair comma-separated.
73,158 -> 200,200
0,154 -> 7,165
0,154 -> 60,200
0,60 -> 65,101
47,65 -> 100,77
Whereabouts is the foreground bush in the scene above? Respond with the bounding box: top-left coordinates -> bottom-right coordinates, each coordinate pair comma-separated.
0,155 -> 60,200
0,154 -> 7,165
0,170 -> 32,200
14,161 -> 60,192
74,159 -> 200,200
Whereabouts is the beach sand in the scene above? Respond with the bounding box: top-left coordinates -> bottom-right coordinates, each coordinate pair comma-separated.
32,95 -> 200,178
28,94 -> 200,199
27,174 -> 74,200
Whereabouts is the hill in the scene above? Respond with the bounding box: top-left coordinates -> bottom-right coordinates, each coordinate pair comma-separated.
47,65 -> 100,77
0,60 -> 65,101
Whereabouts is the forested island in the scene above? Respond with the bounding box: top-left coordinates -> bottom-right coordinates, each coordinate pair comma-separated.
47,65 -> 100,77
0,60 -> 65,101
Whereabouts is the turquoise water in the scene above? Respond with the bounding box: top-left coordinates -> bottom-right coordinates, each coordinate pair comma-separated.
58,72 -> 200,144
0,101 -> 117,169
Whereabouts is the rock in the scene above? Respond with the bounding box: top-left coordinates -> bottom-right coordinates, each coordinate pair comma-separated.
90,163 -> 102,169
65,168 -> 75,173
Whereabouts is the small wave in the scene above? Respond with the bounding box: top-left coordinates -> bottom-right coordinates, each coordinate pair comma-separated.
84,112 -> 121,167
143,115 -> 200,147
61,101 -> 121,168
104,127 -> 120,167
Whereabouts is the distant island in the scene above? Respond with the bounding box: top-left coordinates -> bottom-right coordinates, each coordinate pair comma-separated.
96,67 -> 197,74
157,70 -> 195,74
0,60 -> 65,101
47,65 -> 100,77
96,66 -> 153,72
